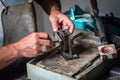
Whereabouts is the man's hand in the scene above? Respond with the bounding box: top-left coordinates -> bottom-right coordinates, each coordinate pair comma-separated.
14,32 -> 55,57
49,10 -> 74,33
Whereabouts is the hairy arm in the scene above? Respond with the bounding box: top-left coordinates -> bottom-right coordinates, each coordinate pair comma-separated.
34,0 -> 61,15
0,44 -> 18,70
0,32 -> 54,70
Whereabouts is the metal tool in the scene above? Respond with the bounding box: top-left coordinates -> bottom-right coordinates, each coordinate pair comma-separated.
90,0 -> 108,45
90,0 -> 117,60
53,29 -> 79,60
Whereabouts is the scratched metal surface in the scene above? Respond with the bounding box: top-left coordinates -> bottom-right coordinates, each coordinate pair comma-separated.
36,30 -> 101,77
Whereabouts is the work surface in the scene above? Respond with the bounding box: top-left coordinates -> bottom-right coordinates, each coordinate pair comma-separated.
26,30 -> 119,80
35,30 -> 101,78
36,48 -> 99,77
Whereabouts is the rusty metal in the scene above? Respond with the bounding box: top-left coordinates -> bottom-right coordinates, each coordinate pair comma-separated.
53,29 -> 82,60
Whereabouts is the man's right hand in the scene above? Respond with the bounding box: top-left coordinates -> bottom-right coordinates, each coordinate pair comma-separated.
14,32 -> 55,58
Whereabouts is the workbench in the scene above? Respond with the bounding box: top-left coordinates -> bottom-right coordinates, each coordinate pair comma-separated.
27,30 -> 115,80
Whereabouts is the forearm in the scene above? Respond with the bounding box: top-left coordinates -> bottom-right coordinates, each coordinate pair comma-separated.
0,44 -> 18,70
34,0 -> 61,15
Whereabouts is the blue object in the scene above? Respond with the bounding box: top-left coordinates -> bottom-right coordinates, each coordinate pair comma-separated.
64,5 -> 120,36
65,5 -> 96,31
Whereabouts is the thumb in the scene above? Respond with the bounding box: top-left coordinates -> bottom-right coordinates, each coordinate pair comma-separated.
51,20 -> 59,31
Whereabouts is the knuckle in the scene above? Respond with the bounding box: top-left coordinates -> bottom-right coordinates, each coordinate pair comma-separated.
33,39 -> 38,44
32,46 -> 37,50
33,51 -> 38,55
45,40 -> 51,46
39,32 -> 49,39
31,32 -> 38,38
44,33 -> 49,38
47,40 -> 51,45
32,32 -> 37,35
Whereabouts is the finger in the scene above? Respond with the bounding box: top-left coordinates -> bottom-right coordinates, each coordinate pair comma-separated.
69,23 -> 74,34
60,17 -> 74,34
31,50 -> 43,57
39,39 -> 55,47
62,23 -> 74,34
62,25 -> 70,30
36,32 -> 50,39
51,19 -> 59,31
66,19 -> 74,34
32,50 -> 45,56
34,45 -> 53,53
21,48 -> 43,57
31,45 -> 52,54
41,46 -> 53,52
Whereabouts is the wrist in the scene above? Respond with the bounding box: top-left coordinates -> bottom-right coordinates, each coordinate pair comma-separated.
50,7 -> 61,16
12,43 -> 21,58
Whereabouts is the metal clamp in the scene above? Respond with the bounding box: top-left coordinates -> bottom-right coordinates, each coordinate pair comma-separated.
53,30 -> 79,60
